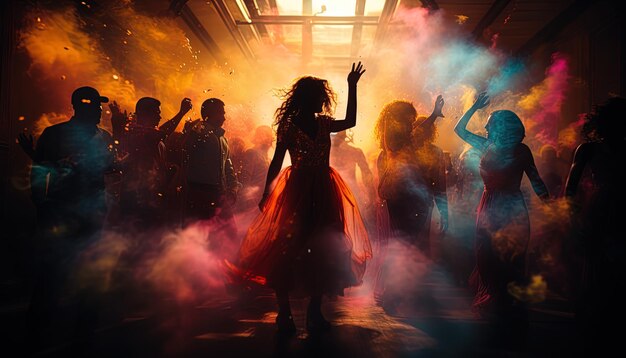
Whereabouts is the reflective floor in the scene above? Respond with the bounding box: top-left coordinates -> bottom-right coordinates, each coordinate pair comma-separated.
2,263 -> 579,357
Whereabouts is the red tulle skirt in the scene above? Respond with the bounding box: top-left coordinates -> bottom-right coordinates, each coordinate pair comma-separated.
233,166 -> 372,295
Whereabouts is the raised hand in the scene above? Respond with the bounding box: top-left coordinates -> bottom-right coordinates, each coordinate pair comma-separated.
432,94 -> 445,118
109,101 -> 129,136
109,100 -> 128,122
179,97 -> 192,115
472,92 -> 490,110
17,133 -> 35,159
347,61 -> 366,86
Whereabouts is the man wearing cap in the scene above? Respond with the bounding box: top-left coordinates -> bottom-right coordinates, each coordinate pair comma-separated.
27,86 -> 114,350
31,85 -> 114,235
182,98 -> 241,240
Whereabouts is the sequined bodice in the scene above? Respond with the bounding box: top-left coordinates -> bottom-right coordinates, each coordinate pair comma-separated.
279,115 -> 332,169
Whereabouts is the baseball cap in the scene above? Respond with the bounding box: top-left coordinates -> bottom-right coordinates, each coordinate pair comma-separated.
71,86 -> 109,106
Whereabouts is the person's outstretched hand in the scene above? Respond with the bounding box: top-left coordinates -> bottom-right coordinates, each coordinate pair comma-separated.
17,133 -> 35,159
179,98 -> 192,116
109,100 -> 127,119
472,92 -> 490,110
432,94 -> 445,118
347,61 -> 366,86
109,101 -> 129,136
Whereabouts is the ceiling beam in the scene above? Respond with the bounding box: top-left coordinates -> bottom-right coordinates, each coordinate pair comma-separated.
302,0 -> 313,65
176,2 -> 226,64
236,15 -> 379,24
169,0 -> 187,15
472,0 -> 512,41
242,0 -> 269,37
350,0 -> 367,58
212,0 -> 256,61
373,0 -> 399,47
515,0 -> 593,57
268,0 -> 278,13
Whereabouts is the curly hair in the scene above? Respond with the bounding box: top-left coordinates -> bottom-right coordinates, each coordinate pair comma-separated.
412,115 -> 438,146
274,76 -> 336,128
582,96 -> 626,142
374,100 -> 416,150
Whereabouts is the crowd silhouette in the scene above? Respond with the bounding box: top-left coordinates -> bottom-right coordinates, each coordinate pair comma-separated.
17,64 -> 625,355
454,92 -> 550,350
564,96 -> 626,355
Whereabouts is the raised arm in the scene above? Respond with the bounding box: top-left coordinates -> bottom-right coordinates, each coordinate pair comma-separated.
522,144 -> 550,201
415,95 -> 445,130
17,133 -> 35,160
331,62 -> 365,133
259,140 -> 288,210
159,98 -> 192,136
564,143 -> 592,198
109,101 -> 129,140
454,92 -> 490,152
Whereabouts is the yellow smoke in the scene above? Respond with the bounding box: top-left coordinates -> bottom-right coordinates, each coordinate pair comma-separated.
18,2 -> 578,176
20,8 -> 137,135
508,274 -> 548,303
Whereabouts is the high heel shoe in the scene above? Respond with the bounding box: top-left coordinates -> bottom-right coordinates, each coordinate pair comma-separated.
276,312 -> 296,335
306,309 -> 331,333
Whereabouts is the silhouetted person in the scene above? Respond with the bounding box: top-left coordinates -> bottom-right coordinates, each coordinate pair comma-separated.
372,100 -> 417,310
229,136 -> 247,188
105,97 -> 192,312
454,92 -> 549,351
538,144 -> 564,197
372,96 -> 443,312
182,98 -> 241,244
330,130 -> 375,215
375,101 -> 418,244
234,63 -> 371,334
456,145 -> 483,205
410,107 -> 448,257
564,96 -> 626,356
26,86 -> 114,353
447,145 -> 483,286
113,97 -> 192,229
376,96 -> 445,249
17,132 -> 35,160
239,125 -> 274,210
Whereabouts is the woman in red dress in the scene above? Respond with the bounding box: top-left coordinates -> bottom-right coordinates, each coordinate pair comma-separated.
236,63 -> 371,334
454,92 -> 549,348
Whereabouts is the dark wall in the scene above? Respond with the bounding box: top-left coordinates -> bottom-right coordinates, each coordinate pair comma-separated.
530,0 -> 625,130
1,0 -> 42,300
1,1 -> 16,224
